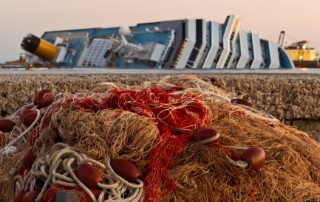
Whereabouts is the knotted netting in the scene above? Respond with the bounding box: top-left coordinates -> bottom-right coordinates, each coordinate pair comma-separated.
0,75 -> 319,201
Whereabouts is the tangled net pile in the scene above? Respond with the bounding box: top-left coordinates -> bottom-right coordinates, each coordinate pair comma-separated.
0,75 -> 320,201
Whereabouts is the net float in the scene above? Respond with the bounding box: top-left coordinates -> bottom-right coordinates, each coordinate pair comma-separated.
34,88 -> 55,109
0,133 -> 7,147
191,127 -> 220,144
20,108 -> 37,126
231,98 -> 253,108
0,119 -> 15,133
23,191 -> 39,202
110,159 -> 142,183
239,146 -> 266,171
13,190 -> 26,202
74,163 -> 103,188
23,146 -> 36,170
226,148 -> 242,161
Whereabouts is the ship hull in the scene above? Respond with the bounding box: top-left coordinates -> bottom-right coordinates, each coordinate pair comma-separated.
21,15 -> 295,69
293,60 -> 319,68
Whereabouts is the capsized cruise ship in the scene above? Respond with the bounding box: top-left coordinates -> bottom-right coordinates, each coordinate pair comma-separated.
21,15 -> 295,69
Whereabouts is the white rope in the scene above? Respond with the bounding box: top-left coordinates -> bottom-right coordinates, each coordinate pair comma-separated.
225,155 -> 248,169
226,146 -> 249,150
85,82 -> 119,97
0,109 -> 41,156
16,144 -> 144,202
10,103 -> 34,118
231,103 -> 279,122
13,175 -> 24,194
194,133 -> 220,145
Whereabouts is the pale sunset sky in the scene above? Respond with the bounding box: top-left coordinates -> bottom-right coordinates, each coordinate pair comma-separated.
0,0 -> 318,62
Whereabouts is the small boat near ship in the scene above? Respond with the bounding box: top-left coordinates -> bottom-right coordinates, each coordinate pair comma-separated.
21,15 -> 295,69
278,31 -> 319,68
285,41 -> 319,68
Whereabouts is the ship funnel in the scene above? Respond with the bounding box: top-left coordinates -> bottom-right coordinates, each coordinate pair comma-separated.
21,34 -> 58,61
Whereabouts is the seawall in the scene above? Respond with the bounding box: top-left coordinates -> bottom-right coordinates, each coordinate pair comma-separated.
0,73 -> 319,140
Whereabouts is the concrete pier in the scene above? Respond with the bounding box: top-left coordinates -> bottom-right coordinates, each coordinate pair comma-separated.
0,71 -> 319,140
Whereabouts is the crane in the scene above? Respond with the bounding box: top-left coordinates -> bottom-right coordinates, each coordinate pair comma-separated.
278,31 -> 285,47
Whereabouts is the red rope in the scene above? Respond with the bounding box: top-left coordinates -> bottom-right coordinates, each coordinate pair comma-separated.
245,183 -> 259,202
100,87 -> 210,133
39,86 -> 210,201
100,87 -> 210,201
28,126 -> 40,146
143,123 -> 192,202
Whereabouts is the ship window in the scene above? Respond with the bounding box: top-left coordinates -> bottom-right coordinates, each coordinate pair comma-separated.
82,39 -> 114,67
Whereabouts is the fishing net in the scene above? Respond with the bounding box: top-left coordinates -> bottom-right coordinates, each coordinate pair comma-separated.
0,148 -> 24,202
0,103 -> 42,200
0,75 -> 319,201
35,108 -> 159,172
164,113 -> 320,201
17,143 -> 144,202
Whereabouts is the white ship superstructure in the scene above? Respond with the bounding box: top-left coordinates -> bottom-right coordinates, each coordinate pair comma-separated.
251,33 -> 263,69
202,21 -> 220,68
21,15 -> 295,69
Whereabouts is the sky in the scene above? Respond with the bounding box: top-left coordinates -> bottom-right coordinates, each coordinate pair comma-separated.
0,0 -> 319,62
